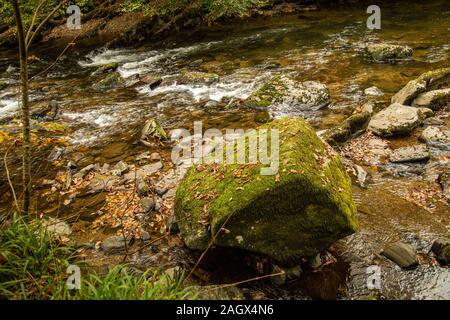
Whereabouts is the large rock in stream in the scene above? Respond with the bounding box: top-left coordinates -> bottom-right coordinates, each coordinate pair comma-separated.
366,43 -> 413,62
175,118 -> 358,265
246,74 -> 331,116
368,103 -> 421,137
391,67 -> 450,105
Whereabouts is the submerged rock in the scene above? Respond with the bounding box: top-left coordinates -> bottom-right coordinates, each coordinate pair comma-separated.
382,242 -> 418,269
179,71 -> 219,85
367,43 -> 413,62
368,103 -> 421,137
412,88 -> 450,110
420,126 -> 450,150
389,144 -> 430,163
175,118 -> 358,265
364,86 -> 383,96
92,72 -> 124,91
246,74 -> 331,115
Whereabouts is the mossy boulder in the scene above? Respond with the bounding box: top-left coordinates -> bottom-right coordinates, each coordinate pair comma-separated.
367,43 -> 413,62
246,75 -> 331,115
175,118 -> 358,265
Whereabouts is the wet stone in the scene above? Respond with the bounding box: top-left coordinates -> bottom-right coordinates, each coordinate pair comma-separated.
420,126 -> 450,151
111,160 -> 129,176
139,197 -> 155,214
101,235 -> 133,255
389,145 -> 430,163
382,242 -> 419,269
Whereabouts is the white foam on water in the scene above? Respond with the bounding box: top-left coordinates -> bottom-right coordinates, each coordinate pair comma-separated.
0,98 -> 19,119
138,70 -> 269,102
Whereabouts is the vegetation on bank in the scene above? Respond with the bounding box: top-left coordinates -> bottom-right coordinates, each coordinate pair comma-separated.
0,0 -> 273,31
0,215 -> 196,300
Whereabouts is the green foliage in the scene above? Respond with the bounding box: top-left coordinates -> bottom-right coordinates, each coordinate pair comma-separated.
0,215 -> 197,300
64,266 -> 197,300
202,0 -> 270,21
0,214 -> 74,299
120,0 -> 271,22
0,0 -> 94,30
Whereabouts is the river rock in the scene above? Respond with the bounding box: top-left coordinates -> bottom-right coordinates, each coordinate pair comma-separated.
382,242 -> 419,269
246,74 -> 331,114
364,86 -> 383,96
321,111 -> 371,146
419,67 -> 450,89
368,103 -> 421,137
111,160 -> 129,176
179,71 -> 219,85
92,72 -> 124,91
42,217 -> 72,242
73,164 -> 95,180
392,67 -> 450,105
431,238 -> 450,266
140,118 -> 168,146
389,144 -> 430,163
84,173 -> 118,195
136,74 -> 163,90
92,62 -> 119,76
175,118 -> 358,265
354,164 -> 368,187
31,100 -> 60,121
367,43 -> 413,62
419,126 -> 450,150
101,235 -> 133,255
139,197 -> 155,214
391,79 -> 427,105
412,88 -> 450,110
417,107 -> 434,119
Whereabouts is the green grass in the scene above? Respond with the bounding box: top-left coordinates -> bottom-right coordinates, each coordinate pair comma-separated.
0,215 -> 197,300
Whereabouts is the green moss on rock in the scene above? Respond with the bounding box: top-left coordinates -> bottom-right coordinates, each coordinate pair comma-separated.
322,111 -> 371,146
175,118 -> 358,265
246,75 -> 287,108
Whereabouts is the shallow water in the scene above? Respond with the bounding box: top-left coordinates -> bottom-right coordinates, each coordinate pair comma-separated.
0,0 -> 449,299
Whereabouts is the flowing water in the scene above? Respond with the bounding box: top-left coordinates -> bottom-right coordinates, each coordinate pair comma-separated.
0,0 -> 449,299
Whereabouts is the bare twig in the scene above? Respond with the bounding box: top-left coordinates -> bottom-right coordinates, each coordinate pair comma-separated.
207,271 -> 286,291
25,0 -> 48,45
29,31 -> 82,81
4,143 -> 21,214
26,0 -> 67,49
186,212 -> 235,281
